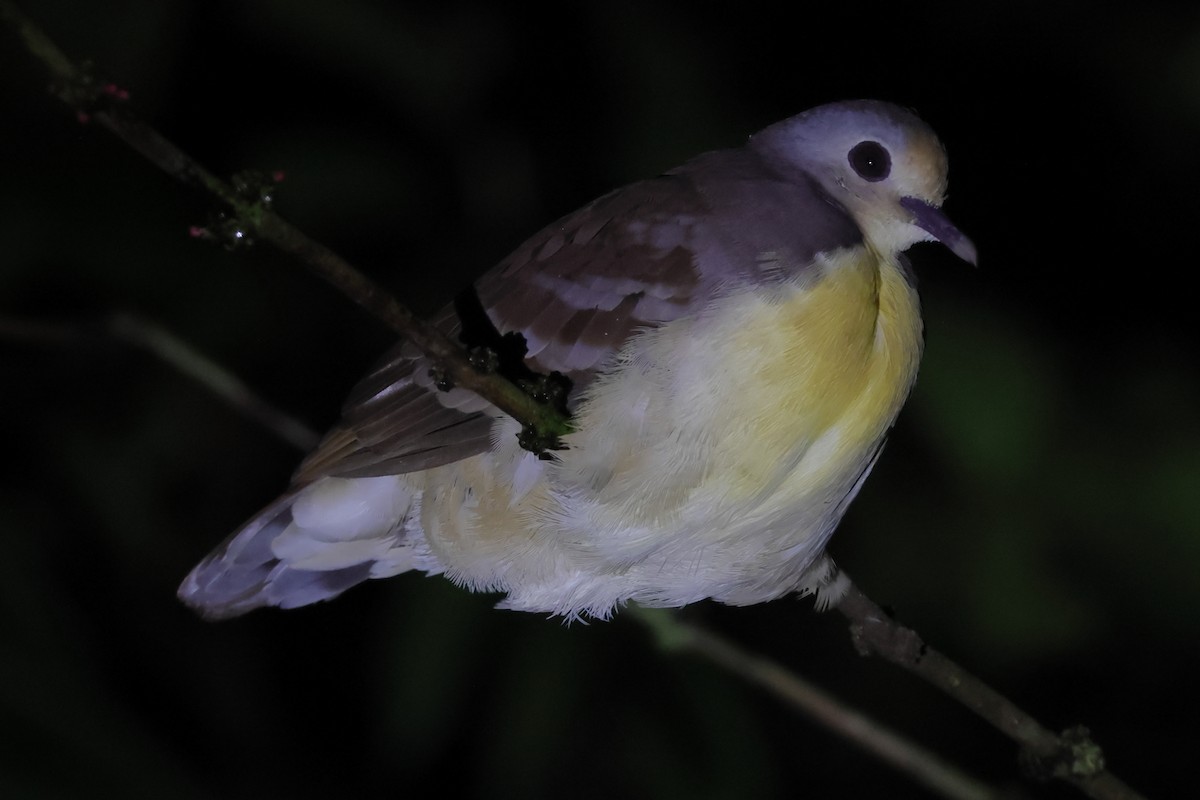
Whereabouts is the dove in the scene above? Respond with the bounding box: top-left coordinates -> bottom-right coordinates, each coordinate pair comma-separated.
179,100 -> 975,621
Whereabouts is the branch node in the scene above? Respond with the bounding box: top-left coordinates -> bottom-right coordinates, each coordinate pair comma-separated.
467,345 -> 500,374
517,369 -> 572,410
850,609 -> 926,665
196,211 -> 254,249
230,169 -> 280,213
1019,725 -> 1106,783
428,364 -> 455,392
518,422 -> 567,460
188,170 -> 287,250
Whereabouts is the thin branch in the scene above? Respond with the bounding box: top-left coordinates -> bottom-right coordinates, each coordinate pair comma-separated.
836,582 -> 1145,800
0,5 -> 1148,799
633,606 -> 1002,800
0,313 -> 321,451
0,0 -> 570,452
108,314 -> 322,451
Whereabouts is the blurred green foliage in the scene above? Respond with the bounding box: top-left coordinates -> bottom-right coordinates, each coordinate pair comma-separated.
3,1 -> 1198,797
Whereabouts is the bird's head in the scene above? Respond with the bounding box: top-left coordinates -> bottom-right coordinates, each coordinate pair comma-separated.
751,100 -> 976,265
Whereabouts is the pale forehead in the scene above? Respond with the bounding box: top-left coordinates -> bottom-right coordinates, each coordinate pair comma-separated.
790,101 -> 949,195
801,103 -> 943,155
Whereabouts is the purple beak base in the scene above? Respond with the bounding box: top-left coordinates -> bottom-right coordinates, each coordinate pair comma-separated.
900,196 -> 978,266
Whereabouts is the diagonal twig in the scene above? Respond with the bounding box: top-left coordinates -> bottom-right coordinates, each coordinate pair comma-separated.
633,606 -> 1002,800
0,0 -> 570,452
836,585 -> 1143,800
0,312 -> 321,451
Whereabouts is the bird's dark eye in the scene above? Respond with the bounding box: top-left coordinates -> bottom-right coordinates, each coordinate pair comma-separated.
848,141 -> 891,182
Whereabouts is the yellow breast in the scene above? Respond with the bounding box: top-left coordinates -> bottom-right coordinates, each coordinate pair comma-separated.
713,245 -> 923,503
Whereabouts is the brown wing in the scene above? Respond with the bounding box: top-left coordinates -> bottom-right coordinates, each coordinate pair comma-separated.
475,177 -> 708,382
293,147 -> 861,483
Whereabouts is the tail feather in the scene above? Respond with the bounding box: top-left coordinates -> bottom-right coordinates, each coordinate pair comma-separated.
178,484 -> 403,620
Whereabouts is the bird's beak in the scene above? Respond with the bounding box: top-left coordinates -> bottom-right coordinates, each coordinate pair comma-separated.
900,197 -> 977,265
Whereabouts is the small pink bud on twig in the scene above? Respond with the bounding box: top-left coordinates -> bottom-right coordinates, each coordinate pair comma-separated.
101,83 -> 130,101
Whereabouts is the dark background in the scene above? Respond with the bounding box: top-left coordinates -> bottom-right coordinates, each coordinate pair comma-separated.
2,1 -> 1197,797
